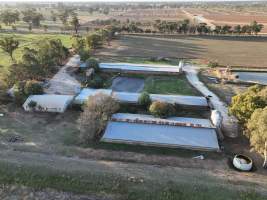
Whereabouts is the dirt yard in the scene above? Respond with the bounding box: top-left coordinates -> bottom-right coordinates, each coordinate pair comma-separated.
96,35 -> 267,68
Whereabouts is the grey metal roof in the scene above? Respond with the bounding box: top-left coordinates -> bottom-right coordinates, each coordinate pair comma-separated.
99,62 -> 182,73
101,121 -> 219,151
74,88 -> 207,107
74,88 -> 112,104
112,113 -> 213,128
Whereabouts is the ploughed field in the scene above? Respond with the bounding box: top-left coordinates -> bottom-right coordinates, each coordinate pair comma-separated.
184,8 -> 267,33
98,35 -> 267,68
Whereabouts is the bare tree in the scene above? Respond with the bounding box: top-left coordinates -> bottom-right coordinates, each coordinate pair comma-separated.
78,93 -> 119,143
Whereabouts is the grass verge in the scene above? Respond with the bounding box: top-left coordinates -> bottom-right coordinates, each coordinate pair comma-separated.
0,161 -> 265,200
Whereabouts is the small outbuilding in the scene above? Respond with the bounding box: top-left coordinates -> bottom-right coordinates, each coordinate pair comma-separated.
23,95 -> 74,113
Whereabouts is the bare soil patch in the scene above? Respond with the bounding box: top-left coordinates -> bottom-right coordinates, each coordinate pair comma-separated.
111,77 -> 144,92
96,35 -> 267,68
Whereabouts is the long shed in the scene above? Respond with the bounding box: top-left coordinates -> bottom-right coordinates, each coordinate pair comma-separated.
23,95 -> 74,113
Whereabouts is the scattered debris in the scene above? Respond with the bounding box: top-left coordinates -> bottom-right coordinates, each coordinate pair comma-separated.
193,155 -> 205,160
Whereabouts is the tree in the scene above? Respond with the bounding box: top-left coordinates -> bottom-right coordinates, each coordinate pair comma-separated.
0,78 -> 8,101
78,93 -> 120,142
138,92 -> 151,108
22,9 -> 44,27
247,107 -> 267,168
24,80 -> 43,96
86,58 -> 99,72
233,25 -> 242,35
0,37 -> 19,61
250,21 -> 264,35
0,10 -> 20,26
149,101 -> 175,118
86,33 -> 102,49
43,25 -> 48,32
229,85 -> 267,124
72,36 -> 86,52
70,14 -> 80,34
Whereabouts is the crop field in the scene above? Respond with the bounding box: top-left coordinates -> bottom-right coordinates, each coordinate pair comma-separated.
97,35 -> 267,68
184,8 -> 267,33
109,8 -> 187,22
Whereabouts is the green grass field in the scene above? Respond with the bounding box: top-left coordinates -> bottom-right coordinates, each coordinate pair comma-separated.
0,33 -> 72,71
144,75 -> 200,96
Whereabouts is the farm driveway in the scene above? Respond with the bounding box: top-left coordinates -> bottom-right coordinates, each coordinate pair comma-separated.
184,64 -> 239,138
44,55 -> 81,95
111,77 -> 144,92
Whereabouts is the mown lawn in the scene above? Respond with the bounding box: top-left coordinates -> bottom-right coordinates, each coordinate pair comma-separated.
144,75 -> 201,96
0,33 -> 72,70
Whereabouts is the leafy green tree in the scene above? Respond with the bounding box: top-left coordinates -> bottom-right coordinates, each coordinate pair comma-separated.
229,85 -> 267,124
247,107 -> 267,168
0,10 -> 20,25
149,101 -> 175,118
138,92 -> 151,108
86,58 -> 99,72
72,36 -> 86,52
22,9 -> 44,27
0,37 -> 19,61
86,33 -> 102,49
70,14 -> 80,34
13,81 -> 27,104
250,21 -> 264,35
43,25 -> 48,32
234,25 -> 242,34
78,93 -> 119,142
213,25 -> 222,34
24,80 -> 43,96
0,78 -> 8,101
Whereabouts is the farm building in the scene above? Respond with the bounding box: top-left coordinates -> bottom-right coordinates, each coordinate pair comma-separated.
74,88 -> 208,107
23,95 -> 74,113
101,113 -> 220,151
99,62 -> 183,74
74,88 -> 112,104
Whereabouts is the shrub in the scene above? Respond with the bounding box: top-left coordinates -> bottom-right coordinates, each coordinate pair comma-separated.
247,107 -> 267,168
24,80 -> 43,96
149,101 -> 175,118
13,81 -> 27,104
138,92 -> 151,108
0,78 -> 8,101
229,85 -> 266,124
86,58 -> 100,72
86,74 -> 104,88
78,93 -> 120,142
79,49 -> 90,62
208,61 -> 219,68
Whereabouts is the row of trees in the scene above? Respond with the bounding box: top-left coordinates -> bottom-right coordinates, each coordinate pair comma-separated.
229,85 -> 267,168
0,9 -> 81,34
120,19 -> 264,35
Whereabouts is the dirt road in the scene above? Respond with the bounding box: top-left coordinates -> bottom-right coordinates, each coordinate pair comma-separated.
183,64 -> 239,138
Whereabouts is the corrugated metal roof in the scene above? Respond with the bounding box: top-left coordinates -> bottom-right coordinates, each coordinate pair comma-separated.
74,88 -> 208,107
101,121 -> 219,151
23,95 -> 74,113
112,113 -> 213,128
99,62 -> 182,73
74,88 -> 112,104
